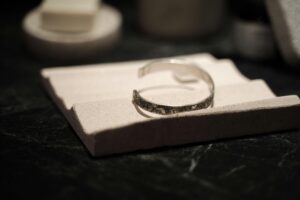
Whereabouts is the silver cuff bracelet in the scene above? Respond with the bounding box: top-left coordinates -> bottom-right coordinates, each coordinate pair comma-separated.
132,59 -> 215,116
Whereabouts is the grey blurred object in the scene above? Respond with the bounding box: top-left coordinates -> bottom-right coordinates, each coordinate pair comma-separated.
138,0 -> 227,38
233,18 -> 276,60
22,3 -> 122,62
266,0 -> 300,66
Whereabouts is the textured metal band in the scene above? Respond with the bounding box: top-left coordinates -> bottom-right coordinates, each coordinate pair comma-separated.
132,59 -> 215,115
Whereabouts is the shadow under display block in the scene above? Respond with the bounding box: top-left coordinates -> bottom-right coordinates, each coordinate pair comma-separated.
41,53 -> 300,156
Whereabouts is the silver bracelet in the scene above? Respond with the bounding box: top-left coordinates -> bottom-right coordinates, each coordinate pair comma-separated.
132,59 -> 215,115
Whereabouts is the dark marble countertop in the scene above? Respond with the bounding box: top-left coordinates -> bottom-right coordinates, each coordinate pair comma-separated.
1,1 -> 300,200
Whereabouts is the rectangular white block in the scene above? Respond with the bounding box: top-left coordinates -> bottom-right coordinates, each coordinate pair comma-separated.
41,53 -> 300,156
41,0 -> 99,32
72,96 -> 300,156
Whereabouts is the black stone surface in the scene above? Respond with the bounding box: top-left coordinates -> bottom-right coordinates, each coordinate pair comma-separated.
1,1 -> 300,200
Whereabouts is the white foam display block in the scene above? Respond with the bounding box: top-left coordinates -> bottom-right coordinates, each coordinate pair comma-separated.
41,0 -> 99,32
41,53 -> 300,156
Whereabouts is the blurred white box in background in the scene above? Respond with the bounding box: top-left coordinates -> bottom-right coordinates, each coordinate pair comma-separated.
41,0 -> 100,32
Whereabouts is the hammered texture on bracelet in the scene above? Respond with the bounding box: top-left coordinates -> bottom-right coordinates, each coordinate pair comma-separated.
132,59 -> 215,116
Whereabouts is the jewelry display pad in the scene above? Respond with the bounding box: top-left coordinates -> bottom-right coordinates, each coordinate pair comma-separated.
41,53 -> 300,156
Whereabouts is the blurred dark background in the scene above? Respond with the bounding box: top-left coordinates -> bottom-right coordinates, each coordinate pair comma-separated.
0,0 -> 280,61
